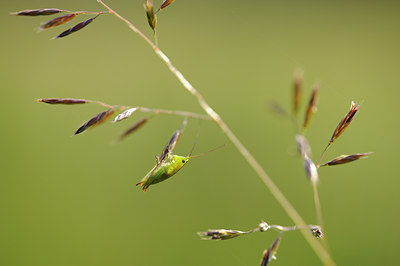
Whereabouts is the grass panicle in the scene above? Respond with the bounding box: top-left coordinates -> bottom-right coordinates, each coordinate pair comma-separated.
12,9 -> 63,16
36,98 -> 88,104
320,152 -> 372,167
74,108 -> 115,135
39,13 -> 77,30
54,14 -> 99,38
303,83 -> 319,131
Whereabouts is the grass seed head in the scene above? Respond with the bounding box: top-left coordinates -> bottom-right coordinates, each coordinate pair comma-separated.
39,13 -> 77,30
145,0 -> 157,31
309,225 -> 323,238
12,9 -> 63,16
296,134 -> 312,157
36,98 -> 88,104
197,229 -> 245,241
117,116 -> 151,141
292,69 -> 303,115
159,0 -> 176,11
303,154 -> 319,184
54,15 -> 99,39
113,108 -> 138,122
320,152 -> 372,167
74,108 -> 115,135
303,83 -> 319,130
329,101 -> 360,144
260,234 -> 281,266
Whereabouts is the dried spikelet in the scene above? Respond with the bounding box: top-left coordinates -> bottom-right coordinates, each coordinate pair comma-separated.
292,70 -> 303,115
329,101 -> 360,144
145,0 -> 157,31
113,108 -> 138,122
74,108 -> 115,135
36,98 -> 88,104
320,152 -> 372,167
303,83 -> 319,130
117,116 -> 151,141
260,234 -> 281,266
159,119 -> 187,162
296,134 -> 312,157
303,154 -> 319,184
158,0 -> 176,12
12,9 -> 63,16
54,15 -> 99,39
39,13 -> 77,30
309,225 -> 323,238
197,229 -> 245,241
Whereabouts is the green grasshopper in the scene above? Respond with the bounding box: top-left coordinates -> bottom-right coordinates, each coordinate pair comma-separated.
136,120 -> 220,192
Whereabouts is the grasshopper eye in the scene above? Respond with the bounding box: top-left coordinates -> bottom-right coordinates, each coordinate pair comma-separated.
182,159 -> 185,163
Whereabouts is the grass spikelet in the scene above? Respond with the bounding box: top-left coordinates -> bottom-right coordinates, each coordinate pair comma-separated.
157,0 -> 176,12
303,154 -> 319,184
303,83 -> 319,130
320,152 -> 372,167
39,13 -> 77,30
197,229 -> 246,241
54,15 -> 99,39
260,234 -> 281,266
117,116 -> 152,141
12,9 -> 63,16
267,100 -> 287,118
292,70 -> 303,115
74,108 -> 115,135
329,101 -> 360,144
36,98 -> 88,104
159,119 -> 187,162
145,0 -> 157,32
309,225 -> 323,238
296,134 -> 312,157
113,108 -> 137,122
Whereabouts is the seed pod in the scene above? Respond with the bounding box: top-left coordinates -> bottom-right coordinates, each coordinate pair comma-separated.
36,98 -> 88,104
12,9 -> 63,16
74,108 -> 115,135
39,13 -> 77,30
144,0 -> 157,31
303,83 -> 319,130
54,15 -> 99,39
320,152 -> 372,167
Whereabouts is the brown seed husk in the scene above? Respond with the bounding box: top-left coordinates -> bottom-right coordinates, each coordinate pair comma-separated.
320,152 -> 372,167
197,229 -> 245,241
54,15 -> 99,39
40,13 -> 77,30
117,116 -> 151,141
74,108 -> 115,135
36,98 -> 87,104
329,101 -> 360,144
145,0 -> 157,31
159,0 -> 176,11
303,83 -> 319,130
12,9 -> 63,16
159,119 -> 187,162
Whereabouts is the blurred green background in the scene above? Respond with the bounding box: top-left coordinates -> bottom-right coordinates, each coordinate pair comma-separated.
1,0 -> 399,265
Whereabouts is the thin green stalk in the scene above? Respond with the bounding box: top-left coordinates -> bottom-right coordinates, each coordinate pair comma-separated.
97,1 -> 335,264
